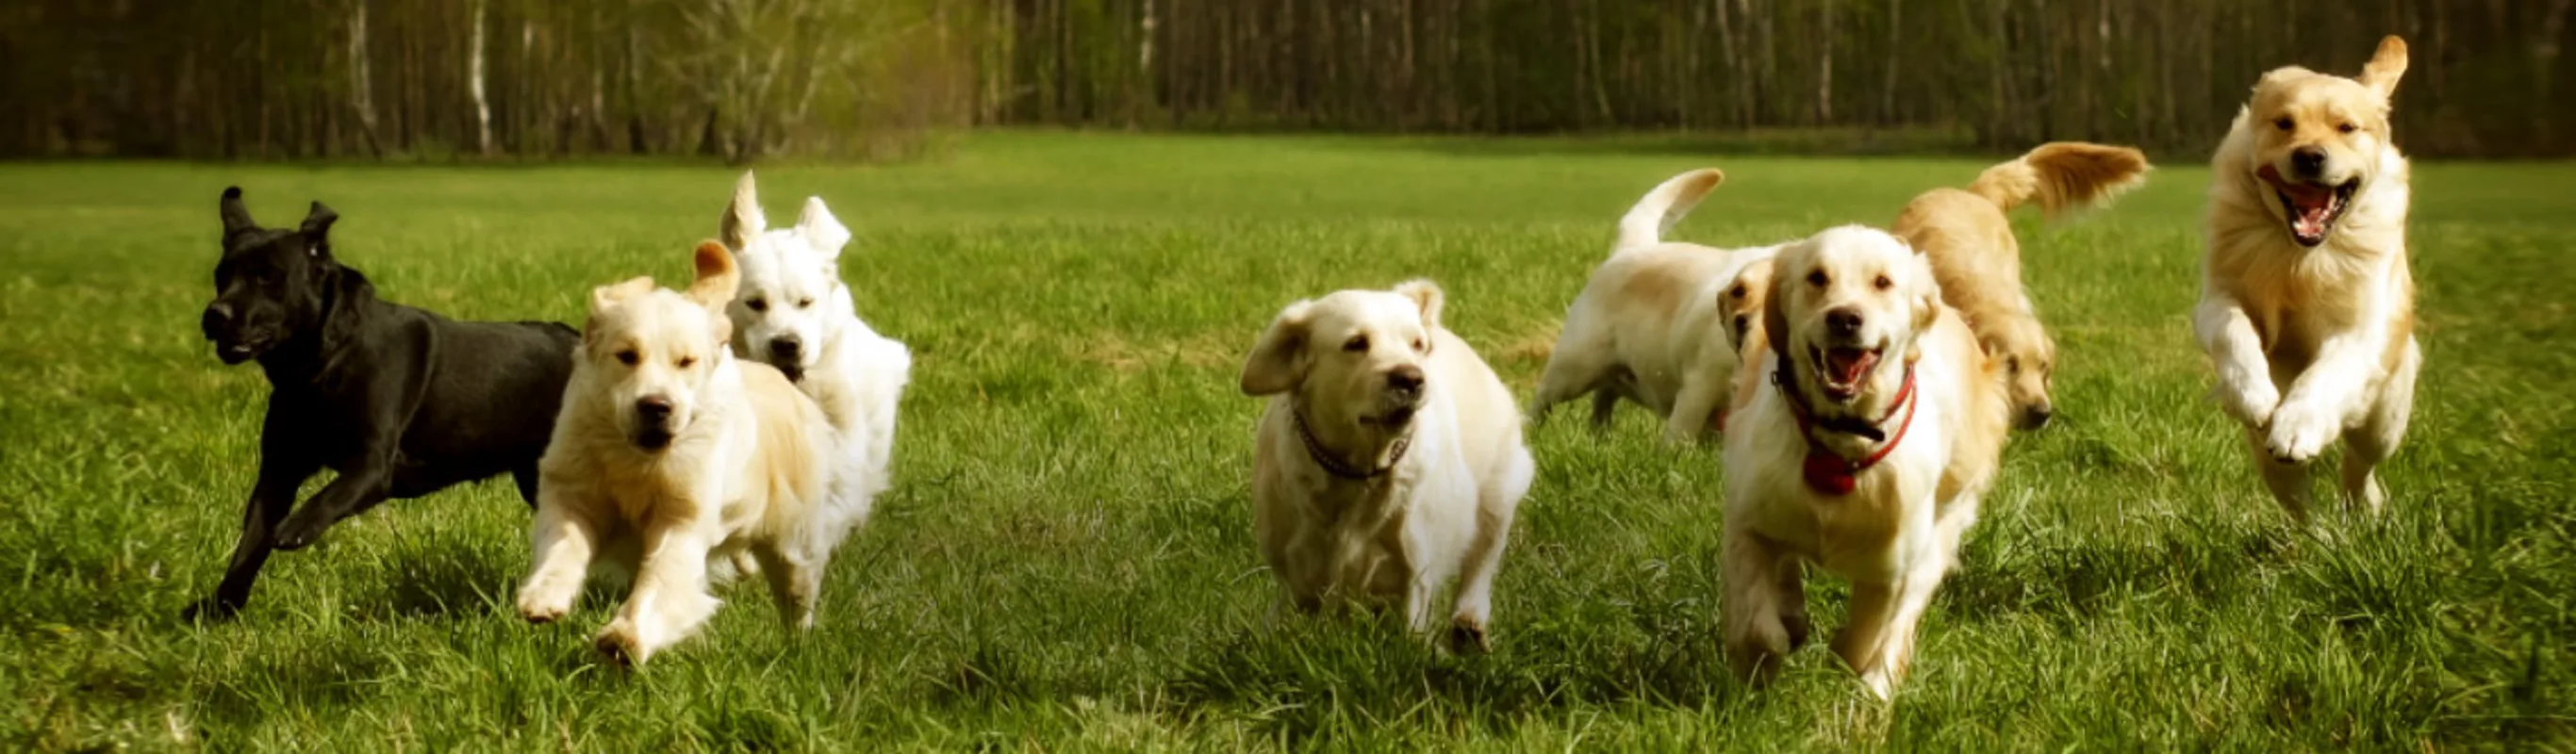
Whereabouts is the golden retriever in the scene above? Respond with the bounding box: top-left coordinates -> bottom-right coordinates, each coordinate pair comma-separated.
1532,169 -> 1781,440
515,241 -> 845,665
1241,280 -> 1535,650
1721,226 -> 2008,699
1892,141 -> 2150,429
2197,36 -> 2419,518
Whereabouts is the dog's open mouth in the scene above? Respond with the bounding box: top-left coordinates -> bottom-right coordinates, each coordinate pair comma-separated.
2259,165 -> 2357,248
1809,345 -> 1882,403
213,336 -> 273,364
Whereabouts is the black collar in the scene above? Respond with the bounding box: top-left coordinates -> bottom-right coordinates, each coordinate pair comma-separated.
1292,406 -> 1409,481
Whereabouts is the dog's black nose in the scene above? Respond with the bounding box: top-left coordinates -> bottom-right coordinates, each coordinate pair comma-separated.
768,336 -> 802,364
2023,404 -> 2055,430
201,303 -> 233,336
1825,307 -> 1864,338
1386,366 -> 1425,394
2290,146 -> 2327,178
634,396 -> 674,424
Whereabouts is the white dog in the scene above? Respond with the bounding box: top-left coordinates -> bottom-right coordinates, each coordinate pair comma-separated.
516,241 -> 849,665
1721,226 -> 2008,699
2197,36 -> 2418,519
1531,169 -> 1779,441
717,171 -> 911,549
1240,280 -> 1535,650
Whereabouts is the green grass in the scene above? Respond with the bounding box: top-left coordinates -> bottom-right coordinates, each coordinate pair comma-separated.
2,131 -> 2570,750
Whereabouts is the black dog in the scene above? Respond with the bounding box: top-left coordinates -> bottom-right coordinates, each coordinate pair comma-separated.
190,188 -> 579,620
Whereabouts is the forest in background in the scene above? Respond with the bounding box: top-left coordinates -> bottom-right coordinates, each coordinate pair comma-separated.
4,0 -> 2569,160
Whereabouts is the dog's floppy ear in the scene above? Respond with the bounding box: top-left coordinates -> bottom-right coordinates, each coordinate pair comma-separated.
1393,278 -> 1445,334
590,276 -> 654,313
1761,245 -> 1802,362
299,202 -> 339,257
219,187 -> 257,240
1240,301 -> 1314,396
687,240 -> 741,309
720,171 -> 766,251
2359,36 -> 2407,99
796,197 -> 851,259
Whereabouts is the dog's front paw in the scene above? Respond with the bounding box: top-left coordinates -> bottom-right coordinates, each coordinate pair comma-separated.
517,591 -> 570,625
2265,401 -> 2340,465
2217,378 -> 2282,429
1446,617 -> 1492,655
593,619 -> 650,666
182,597 -> 240,623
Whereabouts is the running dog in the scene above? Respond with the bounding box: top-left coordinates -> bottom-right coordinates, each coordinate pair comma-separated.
1531,169 -> 1780,441
1241,280 -> 1535,650
2197,36 -> 2418,519
190,188 -> 576,620
515,242 -> 846,665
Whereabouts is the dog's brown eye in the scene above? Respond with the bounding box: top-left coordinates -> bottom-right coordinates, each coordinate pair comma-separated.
2006,355 -> 2021,373
616,350 -> 639,367
797,297 -> 814,308
1874,274 -> 1893,291
1807,270 -> 1828,287
676,355 -> 697,369
1344,336 -> 1369,352
2273,117 -> 2294,131
1728,284 -> 1747,299
746,298 -> 768,312
1412,337 -> 1427,352
2337,123 -> 2357,134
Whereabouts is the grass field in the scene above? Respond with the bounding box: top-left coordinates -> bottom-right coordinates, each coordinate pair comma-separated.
3,132 -> 2570,750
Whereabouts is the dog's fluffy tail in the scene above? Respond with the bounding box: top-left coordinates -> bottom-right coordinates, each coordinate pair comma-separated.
1965,142 -> 2151,217
1613,169 -> 1725,256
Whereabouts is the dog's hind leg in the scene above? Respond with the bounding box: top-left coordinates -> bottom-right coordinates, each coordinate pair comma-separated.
2342,338 -> 2419,516
751,543 -> 822,631
187,428 -> 317,620
2245,426 -> 2314,521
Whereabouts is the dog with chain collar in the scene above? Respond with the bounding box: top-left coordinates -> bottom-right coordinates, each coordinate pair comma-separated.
1718,225 -> 2010,699
1239,279 -> 1534,651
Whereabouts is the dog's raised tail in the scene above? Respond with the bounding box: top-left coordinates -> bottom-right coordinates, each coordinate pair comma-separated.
1965,142 -> 2150,217
1613,169 -> 1725,256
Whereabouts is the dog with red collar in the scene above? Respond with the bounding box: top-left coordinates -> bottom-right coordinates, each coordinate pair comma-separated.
1718,225 -> 2010,699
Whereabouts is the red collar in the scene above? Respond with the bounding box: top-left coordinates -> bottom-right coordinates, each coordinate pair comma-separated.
1773,360 -> 1919,496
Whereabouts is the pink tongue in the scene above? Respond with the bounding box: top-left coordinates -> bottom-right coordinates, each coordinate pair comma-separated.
1829,351 -> 1876,385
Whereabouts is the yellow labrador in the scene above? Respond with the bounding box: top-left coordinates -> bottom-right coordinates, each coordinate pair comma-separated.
1241,280 -> 1535,650
1721,226 -> 2008,699
1893,141 -> 2150,429
1532,169 -> 1780,440
516,241 -> 843,665
2198,36 -> 2418,518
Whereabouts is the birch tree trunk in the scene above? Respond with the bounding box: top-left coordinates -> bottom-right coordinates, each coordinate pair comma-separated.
348,0 -> 383,156
469,0 -> 492,156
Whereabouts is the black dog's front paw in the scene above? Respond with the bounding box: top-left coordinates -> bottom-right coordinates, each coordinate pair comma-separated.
183,597 -> 241,622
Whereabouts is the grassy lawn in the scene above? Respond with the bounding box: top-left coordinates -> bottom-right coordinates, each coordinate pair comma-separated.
2,132 -> 2569,749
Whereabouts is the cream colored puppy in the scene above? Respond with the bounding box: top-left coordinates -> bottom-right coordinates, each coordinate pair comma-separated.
2198,36 -> 2419,518
1241,280 -> 1535,650
516,241 -> 843,665
1722,226 -> 2008,699
1893,141 -> 2150,429
1532,169 -> 1779,441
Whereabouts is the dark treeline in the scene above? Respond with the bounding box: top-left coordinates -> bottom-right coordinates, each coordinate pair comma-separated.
6,0 -> 2570,160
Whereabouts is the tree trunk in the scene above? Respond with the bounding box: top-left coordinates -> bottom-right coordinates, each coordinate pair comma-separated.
348,0 -> 383,157
469,0 -> 492,156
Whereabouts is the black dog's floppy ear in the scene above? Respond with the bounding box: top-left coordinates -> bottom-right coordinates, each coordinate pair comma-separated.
1241,301 -> 1314,396
298,203 -> 341,258
220,187 -> 257,239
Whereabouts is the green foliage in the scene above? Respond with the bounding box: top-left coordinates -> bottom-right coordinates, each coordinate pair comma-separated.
0,133 -> 2570,749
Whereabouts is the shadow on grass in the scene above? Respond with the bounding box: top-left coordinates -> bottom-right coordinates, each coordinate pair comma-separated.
1154,605 -> 1742,743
